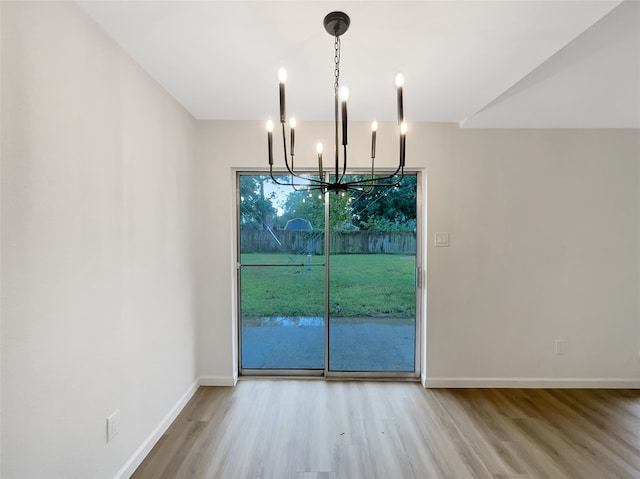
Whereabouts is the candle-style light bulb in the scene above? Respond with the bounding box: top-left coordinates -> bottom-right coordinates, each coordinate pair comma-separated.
316,142 -> 323,154
289,117 -> 296,156
400,122 -> 408,135
266,119 -> 274,165
339,85 -> 350,101
395,73 -> 404,125
278,68 -> 287,123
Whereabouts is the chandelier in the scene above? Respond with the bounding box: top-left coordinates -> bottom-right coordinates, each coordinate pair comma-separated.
266,11 -> 407,194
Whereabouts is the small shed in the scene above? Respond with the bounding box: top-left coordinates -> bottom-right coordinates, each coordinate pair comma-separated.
284,218 -> 313,231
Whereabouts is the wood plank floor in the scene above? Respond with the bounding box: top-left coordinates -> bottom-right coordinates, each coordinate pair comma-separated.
132,380 -> 640,479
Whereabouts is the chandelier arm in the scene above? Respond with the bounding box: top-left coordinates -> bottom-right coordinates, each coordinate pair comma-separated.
280,122 -> 294,177
269,122 -> 330,191
343,144 -> 348,177
269,168 -> 294,186
343,180 -> 402,190
289,173 -> 305,192
371,154 -> 375,178
362,155 -> 376,192
265,178 -> 405,193
269,166 -> 303,187
343,125 -> 406,187
270,151 -> 331,189
276,123 -> 322,191
346,175 -> 404,187
269,167 -> 306,187
269,169 -> 329,189
341,167 -> 404,188
284,175 -> 329,187
353,152 -> 377,194
359,183 -> 376,194
338,144 -> 347,184
346,163 -> 402,183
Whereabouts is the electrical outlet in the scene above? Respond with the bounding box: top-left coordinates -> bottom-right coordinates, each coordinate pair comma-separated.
107,410 -> 120,442
555,339 -> 567,355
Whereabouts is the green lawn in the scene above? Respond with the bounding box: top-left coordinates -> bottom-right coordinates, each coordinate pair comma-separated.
240,253 -> 416,318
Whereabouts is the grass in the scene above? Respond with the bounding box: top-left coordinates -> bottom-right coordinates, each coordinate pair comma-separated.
240,253 -> 416,318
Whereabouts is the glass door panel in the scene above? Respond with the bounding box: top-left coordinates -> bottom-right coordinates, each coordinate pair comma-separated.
238,175 -> 325,371
240,265 -> 325,369
327,175 -> 417,372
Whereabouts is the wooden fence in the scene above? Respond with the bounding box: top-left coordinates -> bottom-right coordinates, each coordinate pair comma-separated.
240,230 -> 416,255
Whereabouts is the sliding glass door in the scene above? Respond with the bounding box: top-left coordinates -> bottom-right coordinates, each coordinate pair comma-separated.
237,173 -> 419,376
327,175 -> 417,373
238,175 -> 325,371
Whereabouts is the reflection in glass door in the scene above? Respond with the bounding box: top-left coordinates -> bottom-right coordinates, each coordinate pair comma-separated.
238,173 -> 419,376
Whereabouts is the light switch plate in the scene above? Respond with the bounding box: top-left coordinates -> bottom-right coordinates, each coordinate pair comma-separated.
435,232 -> 450,247
555,339 -> 567,355
107,410 -> 120,442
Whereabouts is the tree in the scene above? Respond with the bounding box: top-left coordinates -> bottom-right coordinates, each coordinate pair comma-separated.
270,174 -> 417,231
281,189 -> 355,231
239,176 -> 277,229
350,175 -> 416,231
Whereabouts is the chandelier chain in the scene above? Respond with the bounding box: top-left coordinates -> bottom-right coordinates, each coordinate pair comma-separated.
334,36 -> 340,95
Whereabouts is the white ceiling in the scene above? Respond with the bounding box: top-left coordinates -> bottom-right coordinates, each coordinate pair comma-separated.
77,1 -> 640,128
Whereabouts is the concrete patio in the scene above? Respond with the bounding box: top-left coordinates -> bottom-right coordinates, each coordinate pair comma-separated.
241,316 -> 415,371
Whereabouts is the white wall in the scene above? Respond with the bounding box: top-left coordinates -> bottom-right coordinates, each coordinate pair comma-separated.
419,127 -> 640,385
1,2 -> 198,478
195,121 -> 640,386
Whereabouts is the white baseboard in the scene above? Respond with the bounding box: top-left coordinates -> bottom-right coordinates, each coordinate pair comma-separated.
113,378 -> 200,479
423,377 -> 640,389
199,375 -> 238,387
114,375 -> 238,478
